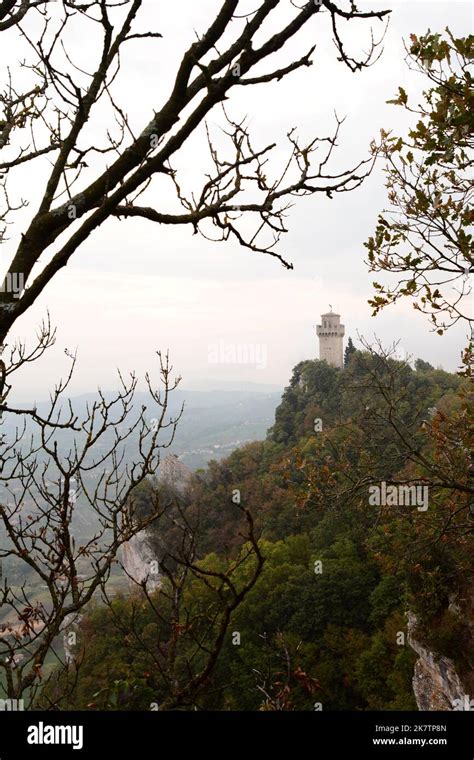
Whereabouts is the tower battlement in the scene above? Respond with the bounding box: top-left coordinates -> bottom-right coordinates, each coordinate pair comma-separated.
316,311 -> 345,368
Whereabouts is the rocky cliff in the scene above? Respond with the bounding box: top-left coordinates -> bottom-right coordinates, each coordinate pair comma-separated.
62,613 -> 83,664
121,529 -> 161,592
407,612 -> 468,710
121,455 -> 192,592
157,453 -> 192,498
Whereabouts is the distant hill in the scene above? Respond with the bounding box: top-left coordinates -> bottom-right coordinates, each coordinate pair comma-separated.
1,388 -> 282,470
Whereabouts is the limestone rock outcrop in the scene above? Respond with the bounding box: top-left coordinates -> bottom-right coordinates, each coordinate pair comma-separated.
157,453 -> 192,498
121,529 -> 161,592
121,455 -> 192,592
407,612 -> 467,710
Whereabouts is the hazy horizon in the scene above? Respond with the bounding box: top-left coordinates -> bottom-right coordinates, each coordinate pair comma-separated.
2,0 -> 471,403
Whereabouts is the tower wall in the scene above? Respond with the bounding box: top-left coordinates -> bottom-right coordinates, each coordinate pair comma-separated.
316,312 -> 345,368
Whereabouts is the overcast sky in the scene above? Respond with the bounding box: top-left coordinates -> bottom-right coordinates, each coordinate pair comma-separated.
1,0 -> 471,402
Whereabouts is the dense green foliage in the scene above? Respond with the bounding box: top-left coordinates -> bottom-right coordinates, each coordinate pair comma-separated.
45,351 -> 473,711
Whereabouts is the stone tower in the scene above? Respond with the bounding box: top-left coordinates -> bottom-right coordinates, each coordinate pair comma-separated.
316,310 -> 345,368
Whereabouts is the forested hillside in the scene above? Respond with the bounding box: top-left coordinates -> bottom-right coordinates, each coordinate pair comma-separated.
43,349 -> 472,711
